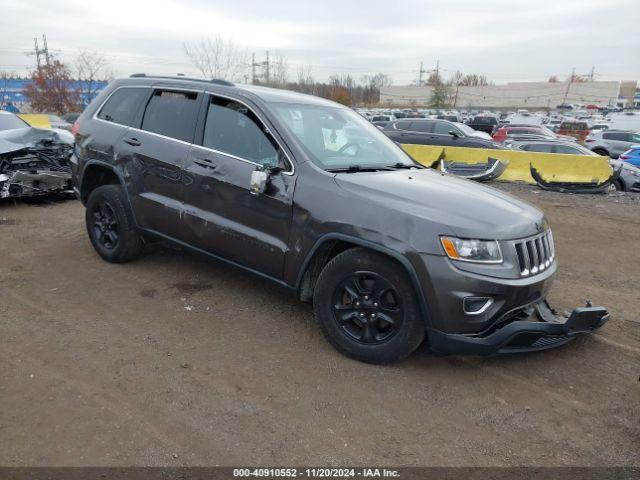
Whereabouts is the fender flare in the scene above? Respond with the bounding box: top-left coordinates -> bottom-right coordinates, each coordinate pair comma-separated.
295,233 -> 434,330
80,160 -> 139,226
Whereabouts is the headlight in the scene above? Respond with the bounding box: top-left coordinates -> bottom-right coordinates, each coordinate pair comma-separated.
440,236 -> 503,263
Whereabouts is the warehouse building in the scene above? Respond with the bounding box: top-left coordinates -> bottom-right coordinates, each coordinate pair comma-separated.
380,81 -> 636,110
0,78 -> 108,112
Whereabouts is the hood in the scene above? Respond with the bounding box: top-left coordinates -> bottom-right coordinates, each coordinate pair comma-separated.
334,168 -> 545,240
0,126 -> 73,155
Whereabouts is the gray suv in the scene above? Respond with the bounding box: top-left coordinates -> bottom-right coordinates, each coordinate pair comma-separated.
71,75 -> 608,364
585,130 -> 640,158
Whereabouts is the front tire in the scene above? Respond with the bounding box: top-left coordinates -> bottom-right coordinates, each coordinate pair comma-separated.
313,248 -> 426,364
85,184 -> 143,263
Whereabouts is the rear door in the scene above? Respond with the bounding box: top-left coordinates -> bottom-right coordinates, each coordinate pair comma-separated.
124,88 -> 203,239
85,86 -> 149,165
181,93 -> 295,279
603,132 -> 630,157
394,120 -> 435,145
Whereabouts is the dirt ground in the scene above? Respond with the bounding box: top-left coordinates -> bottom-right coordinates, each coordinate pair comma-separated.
1,185 -> 638,467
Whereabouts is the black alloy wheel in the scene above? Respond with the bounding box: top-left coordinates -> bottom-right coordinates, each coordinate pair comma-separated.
332,271 -> 403,345
92,200 -> 120,250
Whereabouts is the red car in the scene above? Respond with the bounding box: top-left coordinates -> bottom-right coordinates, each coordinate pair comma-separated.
492,125 -> 574,143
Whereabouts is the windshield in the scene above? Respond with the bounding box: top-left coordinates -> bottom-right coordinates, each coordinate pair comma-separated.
271,103 -> 415,170
456,123 -> 480,136
0,113 -> 29,131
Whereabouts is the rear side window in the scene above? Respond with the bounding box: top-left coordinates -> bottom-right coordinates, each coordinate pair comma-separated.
604,132 -> 630,141
560,122 -> 588,131
393,120 -> 413,131
473,117 -> 497,125
202,96 -> 282,168
141,90 -> 199,142
523,144 -> 553,153
553,145 -> 582,154
97,87 -> 149,127
409,121 -> 433,133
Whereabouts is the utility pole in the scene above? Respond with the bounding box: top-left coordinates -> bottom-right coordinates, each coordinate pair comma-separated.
251,52 -> 256,84
562,67 -> 575,105
265,50 -> 270,84
251,51 -> 271,84
417,61 -> 426,86
453,81 -> 460,108
30,34 -> 51,68
590,66 -> 595,82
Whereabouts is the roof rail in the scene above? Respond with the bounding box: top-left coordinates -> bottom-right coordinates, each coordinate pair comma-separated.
129,73 -> 234,87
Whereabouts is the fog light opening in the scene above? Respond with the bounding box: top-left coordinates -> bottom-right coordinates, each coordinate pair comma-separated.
463,297 -> 493,315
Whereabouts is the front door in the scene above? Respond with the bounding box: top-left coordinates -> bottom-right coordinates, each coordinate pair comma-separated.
181,94 -> 295,280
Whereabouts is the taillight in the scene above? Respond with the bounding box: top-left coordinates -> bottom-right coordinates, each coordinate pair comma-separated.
71,121 -> 80,136
620,154 -> 630,160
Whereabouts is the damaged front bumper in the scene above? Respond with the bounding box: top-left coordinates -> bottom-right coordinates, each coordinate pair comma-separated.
428,300 -> 609,356
0,127 -> 73,199
440,157 -> 509,182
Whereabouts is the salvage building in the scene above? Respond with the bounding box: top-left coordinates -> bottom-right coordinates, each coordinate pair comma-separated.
380,81 -> 635,109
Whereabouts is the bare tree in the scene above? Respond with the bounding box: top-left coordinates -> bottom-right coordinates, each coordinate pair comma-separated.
75,51 -> 112,108
270,53 -> 289,88
184,36 -> 248,82
24,60 -> 80,114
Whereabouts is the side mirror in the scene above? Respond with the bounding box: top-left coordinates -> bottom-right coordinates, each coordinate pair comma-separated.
250,168 -> 269,195
449,130 -> 460,138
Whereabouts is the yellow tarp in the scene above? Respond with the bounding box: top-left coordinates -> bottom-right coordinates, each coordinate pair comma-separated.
401,144 -> 612,184
18,114 -> 51,129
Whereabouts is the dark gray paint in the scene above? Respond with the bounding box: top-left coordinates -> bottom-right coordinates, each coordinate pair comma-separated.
72,76 -> 575,350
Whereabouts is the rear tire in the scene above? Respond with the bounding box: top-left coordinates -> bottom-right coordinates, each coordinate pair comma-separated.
593,148 -> 609,156
313,248 -> 426,364
85,185 -> 143,263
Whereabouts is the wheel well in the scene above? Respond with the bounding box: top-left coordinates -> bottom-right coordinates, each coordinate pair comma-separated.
80,164 -> 120,203
297,240 -> 413,303
298,240 -> 356,302
593,148 -> 609,156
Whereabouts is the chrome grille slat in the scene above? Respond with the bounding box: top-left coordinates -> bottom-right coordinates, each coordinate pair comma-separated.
514,230 -> 555,277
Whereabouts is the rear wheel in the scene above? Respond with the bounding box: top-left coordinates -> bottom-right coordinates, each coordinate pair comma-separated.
313,248 -> 425,364
610,179 -> 624,192
85,185 -> 143,263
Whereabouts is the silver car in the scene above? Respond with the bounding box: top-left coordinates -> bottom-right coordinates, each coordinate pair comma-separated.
508,139 -> 640,192
585,130 -> 640,159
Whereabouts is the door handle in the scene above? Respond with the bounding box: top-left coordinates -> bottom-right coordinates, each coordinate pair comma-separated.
123,137 -> 141,146
193,158 -> 217,169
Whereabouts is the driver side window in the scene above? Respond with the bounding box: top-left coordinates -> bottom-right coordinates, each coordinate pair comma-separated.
202,95 -> 283,169
433,122 -> 456,135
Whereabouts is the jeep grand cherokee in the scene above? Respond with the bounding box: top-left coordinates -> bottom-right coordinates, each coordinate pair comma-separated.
71,75 -> 608,364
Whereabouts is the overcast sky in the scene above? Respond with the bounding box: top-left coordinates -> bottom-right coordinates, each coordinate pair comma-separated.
1,0 -> 638,85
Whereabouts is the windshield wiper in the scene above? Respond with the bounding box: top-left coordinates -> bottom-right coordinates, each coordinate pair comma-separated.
386,162 -> 423,169
325,165 -> 396,173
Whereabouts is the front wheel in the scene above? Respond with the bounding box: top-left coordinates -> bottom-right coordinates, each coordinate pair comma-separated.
313,248 -> 426,364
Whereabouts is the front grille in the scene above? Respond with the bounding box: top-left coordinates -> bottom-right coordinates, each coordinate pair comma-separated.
514,230 -> 554,276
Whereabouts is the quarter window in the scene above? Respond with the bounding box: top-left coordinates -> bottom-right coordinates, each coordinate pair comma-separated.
141,90 -> 199,143
97,87 -> 149,127
202,96 -> 283,168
